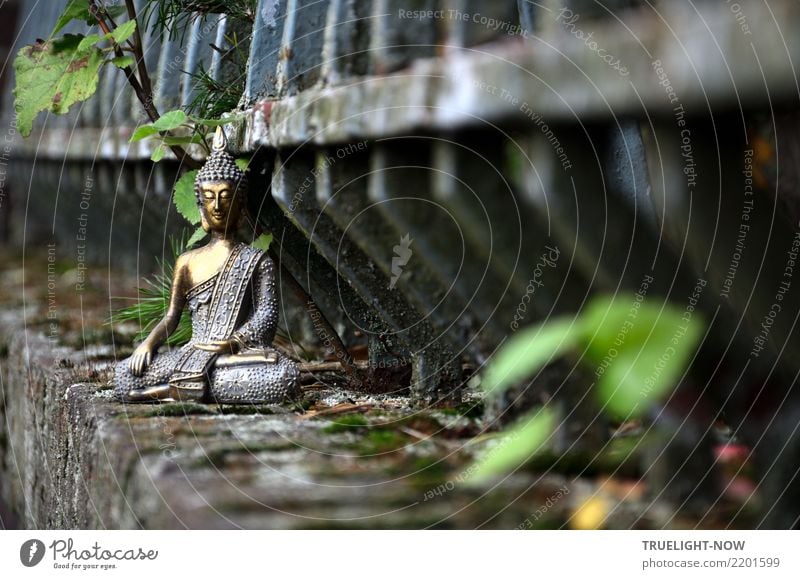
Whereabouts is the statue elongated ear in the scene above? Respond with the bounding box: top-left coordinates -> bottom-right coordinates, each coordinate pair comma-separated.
229,195 -> 247,239
200,206 -> 211,232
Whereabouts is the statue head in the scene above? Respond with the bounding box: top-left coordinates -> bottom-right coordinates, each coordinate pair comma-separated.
194,127 -> 248,235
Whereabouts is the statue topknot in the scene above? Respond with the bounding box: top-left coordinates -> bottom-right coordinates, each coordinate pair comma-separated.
194,126 -> 248,199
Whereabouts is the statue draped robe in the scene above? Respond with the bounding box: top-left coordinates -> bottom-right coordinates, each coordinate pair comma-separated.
114,243 -> 300,403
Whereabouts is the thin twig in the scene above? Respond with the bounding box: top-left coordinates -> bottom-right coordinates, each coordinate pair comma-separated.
270,245 -> 365,387
298,403 -> 373,420
298,361 -> 370,373
124,0 -> 154,99
298,361 -> 347,373
89,1 -> 200,170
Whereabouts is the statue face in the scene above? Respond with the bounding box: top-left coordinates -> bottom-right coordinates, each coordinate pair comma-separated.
198,181 -> 242,233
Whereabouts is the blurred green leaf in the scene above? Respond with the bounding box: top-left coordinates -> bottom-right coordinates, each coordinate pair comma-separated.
586,297 -> 703,419
235,156 -> 252,171
77,33 -> 107,52
482,318 -> 584,394
251,232 -> 272,251
582,296 -> 666,362
152,109 -> 187,131
110,55 -> 134,69
469,293 -> 705,479
130,124 -> 159,142
186,226 -> 207,248
150,143 -> 166,162
467,407 -> 557,484
161,134 -> 205,146
110,19 -> 137,44
173,170 -> 200,224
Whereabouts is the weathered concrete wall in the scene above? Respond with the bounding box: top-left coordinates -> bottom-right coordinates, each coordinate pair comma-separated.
1,317 -> 612,529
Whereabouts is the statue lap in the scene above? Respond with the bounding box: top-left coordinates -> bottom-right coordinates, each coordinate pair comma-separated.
113,349 -> 300,404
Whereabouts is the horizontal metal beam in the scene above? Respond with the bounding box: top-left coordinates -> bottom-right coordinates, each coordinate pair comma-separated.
238,0 -> 800,150
9,0 -> 800,160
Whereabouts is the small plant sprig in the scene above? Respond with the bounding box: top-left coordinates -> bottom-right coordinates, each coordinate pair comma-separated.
141,0 -> 257,41
466,294 -> 704,482
111,228 -> 275,348
129,108 -> 243,162
112,233 -> 193,346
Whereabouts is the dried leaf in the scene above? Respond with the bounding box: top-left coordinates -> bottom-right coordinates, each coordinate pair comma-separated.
13,35 -> 105,137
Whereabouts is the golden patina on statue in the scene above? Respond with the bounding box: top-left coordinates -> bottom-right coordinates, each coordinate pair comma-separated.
114,127 -> 300,404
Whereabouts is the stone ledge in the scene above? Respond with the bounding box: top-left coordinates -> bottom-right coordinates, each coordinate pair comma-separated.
2,324 -> 613,529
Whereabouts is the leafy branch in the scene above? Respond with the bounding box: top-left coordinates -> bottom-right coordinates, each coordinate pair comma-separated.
88,0 -> 200,168
12,0 -> 199,168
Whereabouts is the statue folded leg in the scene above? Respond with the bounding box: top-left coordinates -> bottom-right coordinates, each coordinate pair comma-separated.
113,348 -> 185,401
209,348 -> 300,403
114,344 -> 300,404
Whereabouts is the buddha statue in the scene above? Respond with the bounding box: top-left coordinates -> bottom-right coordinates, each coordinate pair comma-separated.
113,128 -> 300,404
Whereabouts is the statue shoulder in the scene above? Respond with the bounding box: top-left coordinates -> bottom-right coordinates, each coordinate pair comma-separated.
234,241 -> 269,263
174,246 -> 203,269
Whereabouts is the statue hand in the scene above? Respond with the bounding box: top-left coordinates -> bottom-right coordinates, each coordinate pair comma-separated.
129,342 -> 155,376
195,339 -> 241,354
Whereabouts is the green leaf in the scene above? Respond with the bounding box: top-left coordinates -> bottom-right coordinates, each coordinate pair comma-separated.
110,55 -> 134,69
51,0 -> 94,36
186,227 -> 207,248
235,156 -> 252,172
52,0 -> 127,36
13,35 -> 105,137
482,318 -> 584,394
130,124 -> 159,142
173,170 -> 200,224
587,297 -> 703,419
110,19 -> 137,44
161,134 -> 205,146
77,33 -> 107,52
582,296 -> 668,362
191,114 -> 244,127
152,109 -> 188,131
151,144 -> 166,162
251,233 -> 272,251
74,21 -> 134,52
466,407 -> 556,484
